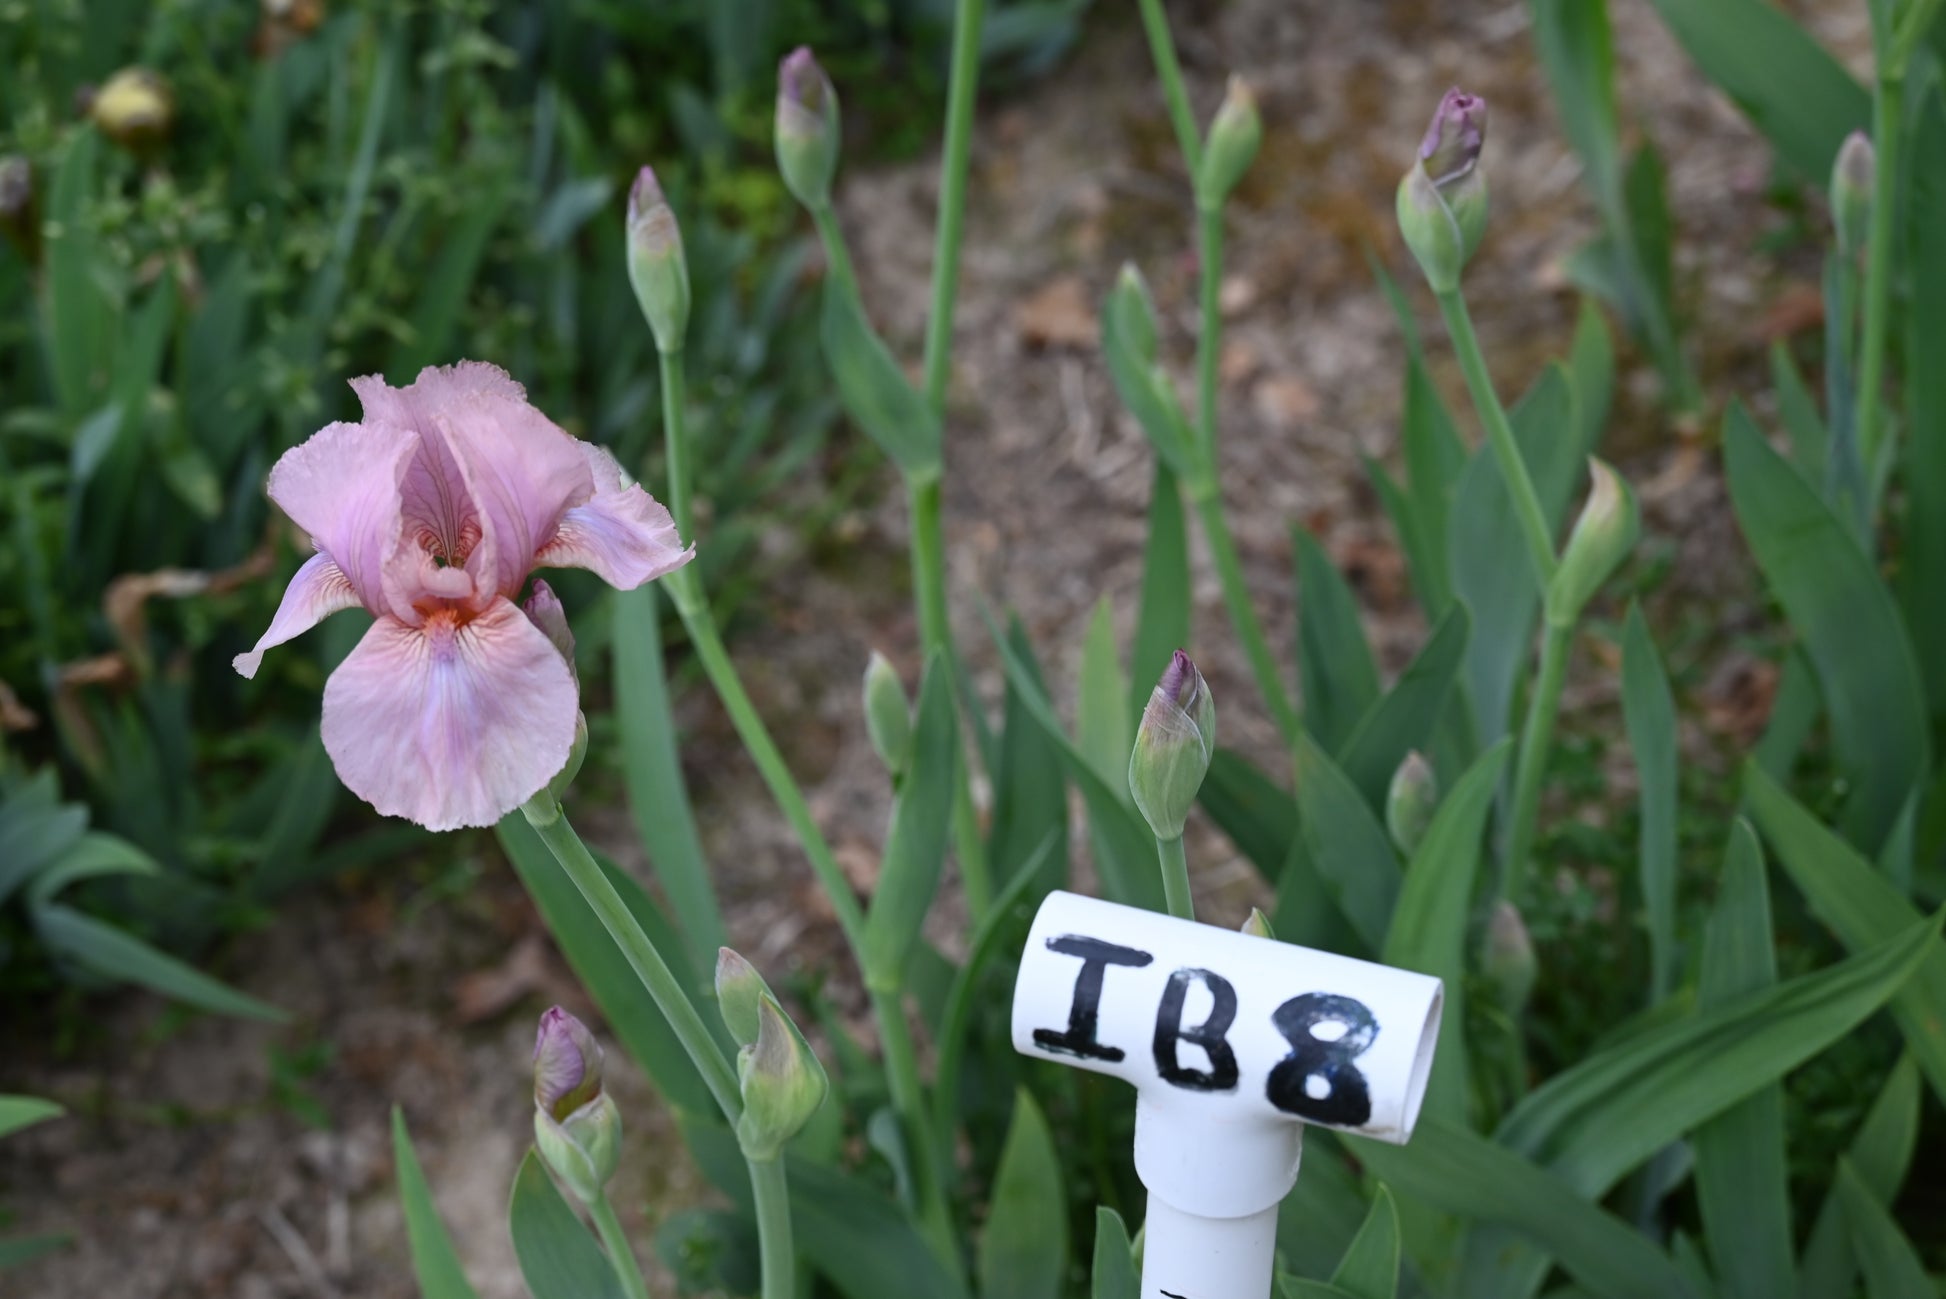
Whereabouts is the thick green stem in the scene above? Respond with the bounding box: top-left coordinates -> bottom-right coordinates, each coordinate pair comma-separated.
522,802 -> 743,1121
1436,290 -> 1559,590
870,986 -> 959,1264
1135,0 -> 1204,171
909,473 -> 994,918
1501,621 -> 1572,908
749,1156 -> 796,1299
1156,834 -> 1194,920
1190,482 -> 1301,744
590,1191 -> 652,1299
659,350 -> 692,542
811,204 -> 858,294
1195,204 -> 1223,461
921,0 -> 985,414
1855,73 -> 1903,478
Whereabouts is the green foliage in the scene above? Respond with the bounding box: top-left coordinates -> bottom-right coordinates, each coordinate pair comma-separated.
392,1108 -> 482,1299
509,1152 -> 628,1299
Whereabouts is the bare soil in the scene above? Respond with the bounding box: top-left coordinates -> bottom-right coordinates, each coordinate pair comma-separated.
1,1 -> 1865,1294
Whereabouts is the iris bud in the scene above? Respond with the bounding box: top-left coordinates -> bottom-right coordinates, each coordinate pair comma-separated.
1129,651 -> 1216,841
532,1008 -> 621,1203
1385,751 -> 1439,856
1831,130 -> 1874,262
1396,88 -> 1489,293
1545,459 -> 1639,627
1240,908 -> 1275,940
1482,900 -> 1537,1015
1196,75 -> 1262,209
627,167 -> 691,353
735,993 -> 829,1161
92,68 -> 173,153
775,47 -> 840,211
1106,262 -> 1161,364
861,651 -> 912,779
715,946 -> 778,1049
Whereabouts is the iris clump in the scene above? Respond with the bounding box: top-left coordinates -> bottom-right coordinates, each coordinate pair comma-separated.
234,362 -> 692,831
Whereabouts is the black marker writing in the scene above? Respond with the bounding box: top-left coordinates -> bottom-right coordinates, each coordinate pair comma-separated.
1152,967 -> 1239,1091
1033,934 -> 1153,1061
1266,992 -> 1377,1125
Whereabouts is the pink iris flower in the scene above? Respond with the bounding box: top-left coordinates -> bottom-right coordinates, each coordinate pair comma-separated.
234,362 -> 692,831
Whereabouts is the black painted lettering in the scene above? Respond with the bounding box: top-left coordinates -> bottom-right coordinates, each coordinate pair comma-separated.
1032,934 -> 1153,1062
1151,967 -> 1240,1091
1266,992 -> 1377,1125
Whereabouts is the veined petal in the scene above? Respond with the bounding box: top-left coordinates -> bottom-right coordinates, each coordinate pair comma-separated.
321,600 -> 578,832
536,445 -> 694,589
232,552 -> 361,679
264,419 -> 416,612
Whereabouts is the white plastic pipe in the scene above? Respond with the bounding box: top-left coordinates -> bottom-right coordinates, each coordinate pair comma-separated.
1010,891 -> 1444,1299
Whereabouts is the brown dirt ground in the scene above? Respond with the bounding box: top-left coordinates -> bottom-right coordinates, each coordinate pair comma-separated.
1,0 -> 1870,1294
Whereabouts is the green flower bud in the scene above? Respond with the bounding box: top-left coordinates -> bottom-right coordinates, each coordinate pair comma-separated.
1239,907 -> 1275,940
1129,651 -> 1216,841
535,1093 -> 622,1204
1196,75 -> 1262,209
1106,262 -> 1160,365
714,947 -> 778,1049
1481,900 -> 1537,1015
862,650 -> 912,779
1545,458 -> 1640,627
627,166 -> 691,353
1831,129 -> 1874,262
775,47 -> 840,212
1396,88 -> 1489,294
1385,751 -> 1439,856
735,993 -> 829,1161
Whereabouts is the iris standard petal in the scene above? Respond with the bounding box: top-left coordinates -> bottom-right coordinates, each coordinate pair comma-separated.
320,599 -> 579,831
232,551 -> 362,679
263,419 -> 416,612
535,444 -> 694,589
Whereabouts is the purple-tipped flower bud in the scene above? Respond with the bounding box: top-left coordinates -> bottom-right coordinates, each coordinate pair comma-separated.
1396,88 -> 1490,293
533,1006 -> 604,1122
775,47 -> 840,211
1129,650 -> 1217,841
91,68 -> 174,153
1482,900 -> 1537,1015
1385,751 -> 1440,856
862,651 -> 912,779
1831,130 -> 1874,261
1545,458 -> 1639,627
1240,907 -> 1275,940
627,166 -> 691,352
523,580 -> 575,673
1196,75 -> 1262,208
0,156 -> 36,261
715,947 -> 779,1049
735,993 -> 829,1161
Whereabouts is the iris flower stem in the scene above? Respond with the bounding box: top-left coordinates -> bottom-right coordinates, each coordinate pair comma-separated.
1190,483 -> 1301,745
1855,71 -> 1902,479
522,801 -> 743,1121
1436,289 -> 1558,591
660,348 -> 692,541
1136,0 -> 1204,172
590,1190 -> 652,1299
1501,620 -> 1572,909
748,1157 -> 796,1299
921,0 -> 984,415
654,353 -> 956,1276
1195,204 -> 1223,462
1156,834 -> 1194,921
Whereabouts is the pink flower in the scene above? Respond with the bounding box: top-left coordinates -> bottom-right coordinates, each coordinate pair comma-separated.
234,362 -> 692,830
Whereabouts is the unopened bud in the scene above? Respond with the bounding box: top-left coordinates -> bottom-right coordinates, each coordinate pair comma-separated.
1107,263 -> 1160,364
1831,130 -> 1874,262
1482,900 -> 1537,1015
862,651 -> 912,779
92,68 -> 174,153
524,580 -> 575,674
775,47 -> 840,211
715,947 -> 778,1049
735,993 -> 829,1161
1545,458 -> 1639,626
1129,650 -> 1216,841
1385,751 -> 1440,856
1396,88 -> 1489,293
1240,908 -> 1275,939
532,1007 -> 620,1203
627,167 -> 691,352
0,156 -> 35,261
1197,76 -> 1262,209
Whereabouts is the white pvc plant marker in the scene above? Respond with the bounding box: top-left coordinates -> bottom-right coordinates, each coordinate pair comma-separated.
1011,891 -> 1443,1299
